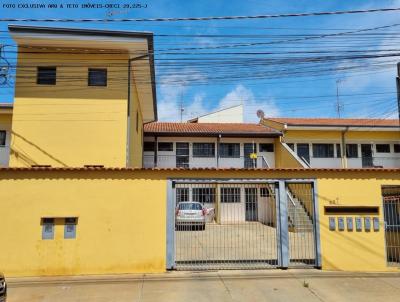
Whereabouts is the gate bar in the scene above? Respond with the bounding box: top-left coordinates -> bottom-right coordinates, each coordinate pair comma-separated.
277,180 -> 289,268
312,180 -> 322,268
166,180 -> 175,269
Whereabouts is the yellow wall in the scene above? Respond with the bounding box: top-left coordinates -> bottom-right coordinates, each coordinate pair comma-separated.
0,169 -> 399,276
274,138 -> 304,168
10,48 -> 131,167
129,70 -> 144,168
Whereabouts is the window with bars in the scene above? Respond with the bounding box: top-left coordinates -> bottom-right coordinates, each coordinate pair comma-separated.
346,144 -> 358,158
219,143 -> 240,158
144,141 -> 155,152
0,130 -> 5,146
193,143 -> 215,157
193,187 -> 215,204
376,144 -> 390,153
394,144 -> 400,153
221,187 -> 241,203
158,142 -> 173,151
312,143 -> 334,158
37,67 -> 56,85
88,68 -> 107,86
176,188 -> 189,205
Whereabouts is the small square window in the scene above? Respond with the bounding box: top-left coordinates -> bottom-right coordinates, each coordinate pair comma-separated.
37,67 -> 56,85
88,68 -> 107,86
158,142 -> 173,151
42,218 -> 54,240
259,143 -> 274,152
346,144 -> 358,158
64,217 -> 77,239
144,141 -> 155,152
394,144 -> 400,153
376,144 -> 390,153
0,130 -> 6,146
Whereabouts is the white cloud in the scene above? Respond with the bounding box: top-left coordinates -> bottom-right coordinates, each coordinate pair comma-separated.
158,84 -> 280,123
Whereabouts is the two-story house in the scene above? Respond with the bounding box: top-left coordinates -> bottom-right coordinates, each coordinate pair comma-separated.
262,117 -> 400,168
8,25 -> 157,168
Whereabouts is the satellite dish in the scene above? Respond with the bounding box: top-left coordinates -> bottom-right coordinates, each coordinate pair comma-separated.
256,109 -> 265,119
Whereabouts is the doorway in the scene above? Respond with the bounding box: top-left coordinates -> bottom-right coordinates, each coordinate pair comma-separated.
361,144 -> 373,167
245,188 -> 258,221
244,143 -> 257,168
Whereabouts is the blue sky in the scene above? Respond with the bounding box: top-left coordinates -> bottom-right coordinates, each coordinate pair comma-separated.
0,0 -> 399,122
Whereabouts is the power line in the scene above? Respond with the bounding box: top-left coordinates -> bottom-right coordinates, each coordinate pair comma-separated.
1,7 -> 400,22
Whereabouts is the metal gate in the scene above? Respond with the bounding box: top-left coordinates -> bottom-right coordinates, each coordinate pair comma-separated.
167,180 -> 320,270
382,186 -> 400,266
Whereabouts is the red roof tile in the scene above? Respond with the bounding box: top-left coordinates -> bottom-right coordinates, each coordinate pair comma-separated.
144,122 -> 281,137
266,118 -> 399,127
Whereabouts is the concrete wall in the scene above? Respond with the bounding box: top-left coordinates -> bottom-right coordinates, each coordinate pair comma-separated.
0,169 -> 399,276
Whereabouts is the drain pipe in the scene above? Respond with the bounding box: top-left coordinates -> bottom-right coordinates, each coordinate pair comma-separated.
341,127 -> 349,168
126,54 -> 149,167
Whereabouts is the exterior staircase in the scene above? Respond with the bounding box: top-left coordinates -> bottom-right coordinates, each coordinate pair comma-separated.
286,190 -> 313,233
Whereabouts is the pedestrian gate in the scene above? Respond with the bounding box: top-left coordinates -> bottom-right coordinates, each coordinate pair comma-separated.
166,180 -> 320,270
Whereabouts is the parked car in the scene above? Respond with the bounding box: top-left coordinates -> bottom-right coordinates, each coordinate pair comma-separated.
175,202 -> 206,230
0,273 -> 6,302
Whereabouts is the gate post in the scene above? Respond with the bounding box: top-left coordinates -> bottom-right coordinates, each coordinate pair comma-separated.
166,180 -> 175,270
312,180 -> 322,268
277,180 -> 289,268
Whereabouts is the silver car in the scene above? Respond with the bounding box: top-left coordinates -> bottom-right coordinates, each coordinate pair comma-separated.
175,202 -> 206,230
0,273 -> 6,302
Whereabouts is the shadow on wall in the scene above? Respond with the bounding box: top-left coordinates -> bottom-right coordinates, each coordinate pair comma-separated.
11,131 -> 68,167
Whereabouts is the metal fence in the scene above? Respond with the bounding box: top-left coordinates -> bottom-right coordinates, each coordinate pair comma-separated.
382,187 -> 400,266
170,180 -> 318,270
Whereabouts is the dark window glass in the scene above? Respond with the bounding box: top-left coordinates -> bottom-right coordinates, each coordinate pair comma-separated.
259,143 -> 274,152
346,144 -> 358,158
88,68 -> 107,86
37,67 -> 56,85
260,187 -> 271,197
221,187 -> 241,203
287,143 -> 294,151
136,111 -> 139,132
376,144 -> 390,153
178,203 -> 202,210
336,144 -> 341,158
143,141 -> 155,152
158,142 -> 173,151
394,144 -> 400,153
176,188 -> 189,205
219,143 -> 240,158
312,144 -> 334,158
193,143 -> 215,157
0,130 -> 5,146
192,188 -> 215,204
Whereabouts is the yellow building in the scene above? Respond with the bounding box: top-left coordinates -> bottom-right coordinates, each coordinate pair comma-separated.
262,117 -> 400,169
0,26 -> 400,278
9,25 -> 157,168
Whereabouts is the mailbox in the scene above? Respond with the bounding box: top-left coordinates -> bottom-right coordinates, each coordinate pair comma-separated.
346,217 -> 353,231
364,217 -> 371,232
338,217 -> 345,231
373,217 -> 379,231
329,217 -> 336,231
355,217 -> 362,231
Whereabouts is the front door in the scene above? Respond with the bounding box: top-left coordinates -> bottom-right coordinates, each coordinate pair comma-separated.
297,144 -> 310,164
245,188 -> 258,221
176,143 -> 189,168
244,143 -> 257,168
361,144 -> 373,167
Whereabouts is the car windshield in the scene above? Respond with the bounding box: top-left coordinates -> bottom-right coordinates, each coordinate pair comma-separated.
179,203 -> 202,210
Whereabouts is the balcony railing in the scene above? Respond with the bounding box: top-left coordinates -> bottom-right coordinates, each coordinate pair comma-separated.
143,154 -> 270,169
303,156 -> 400,169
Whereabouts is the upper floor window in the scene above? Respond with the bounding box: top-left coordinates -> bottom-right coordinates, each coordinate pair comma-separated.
88,68 -> 107,86
376,144 -> 390,153
312,143 -> 334,158
394,144 -> 400,153
193,143 -> 215,157
144,141 -> 155,152
336,144 -> 341,158
219,143 -> 240,158
346,144 -> 358,158
0,130 -> 5,146
37,67 -> 56,85
158,142 -> 173,152
259,143 -> 274,152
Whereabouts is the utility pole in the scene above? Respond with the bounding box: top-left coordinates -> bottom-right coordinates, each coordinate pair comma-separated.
396,62 -> 400,122
179,91 -> 184,123
336,79 -> 343,118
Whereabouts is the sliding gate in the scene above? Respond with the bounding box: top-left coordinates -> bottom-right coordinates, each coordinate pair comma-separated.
166,180 -> 320,270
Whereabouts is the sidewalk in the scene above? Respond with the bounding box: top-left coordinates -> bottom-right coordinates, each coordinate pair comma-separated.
7,269 -> 400,302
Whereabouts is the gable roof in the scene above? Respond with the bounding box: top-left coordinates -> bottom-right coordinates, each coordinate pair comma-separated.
265,118 -> 399,128
144,122 -> 281,137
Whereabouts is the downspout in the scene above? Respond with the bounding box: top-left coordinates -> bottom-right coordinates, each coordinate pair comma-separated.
217,134 -> 221,168
341,127 -> 349,168
126,54 -> 149,167
154,136 -> 158,167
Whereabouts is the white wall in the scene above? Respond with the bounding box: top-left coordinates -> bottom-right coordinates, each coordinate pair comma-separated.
0,119 -> 11,167
194,105 -> 244,123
